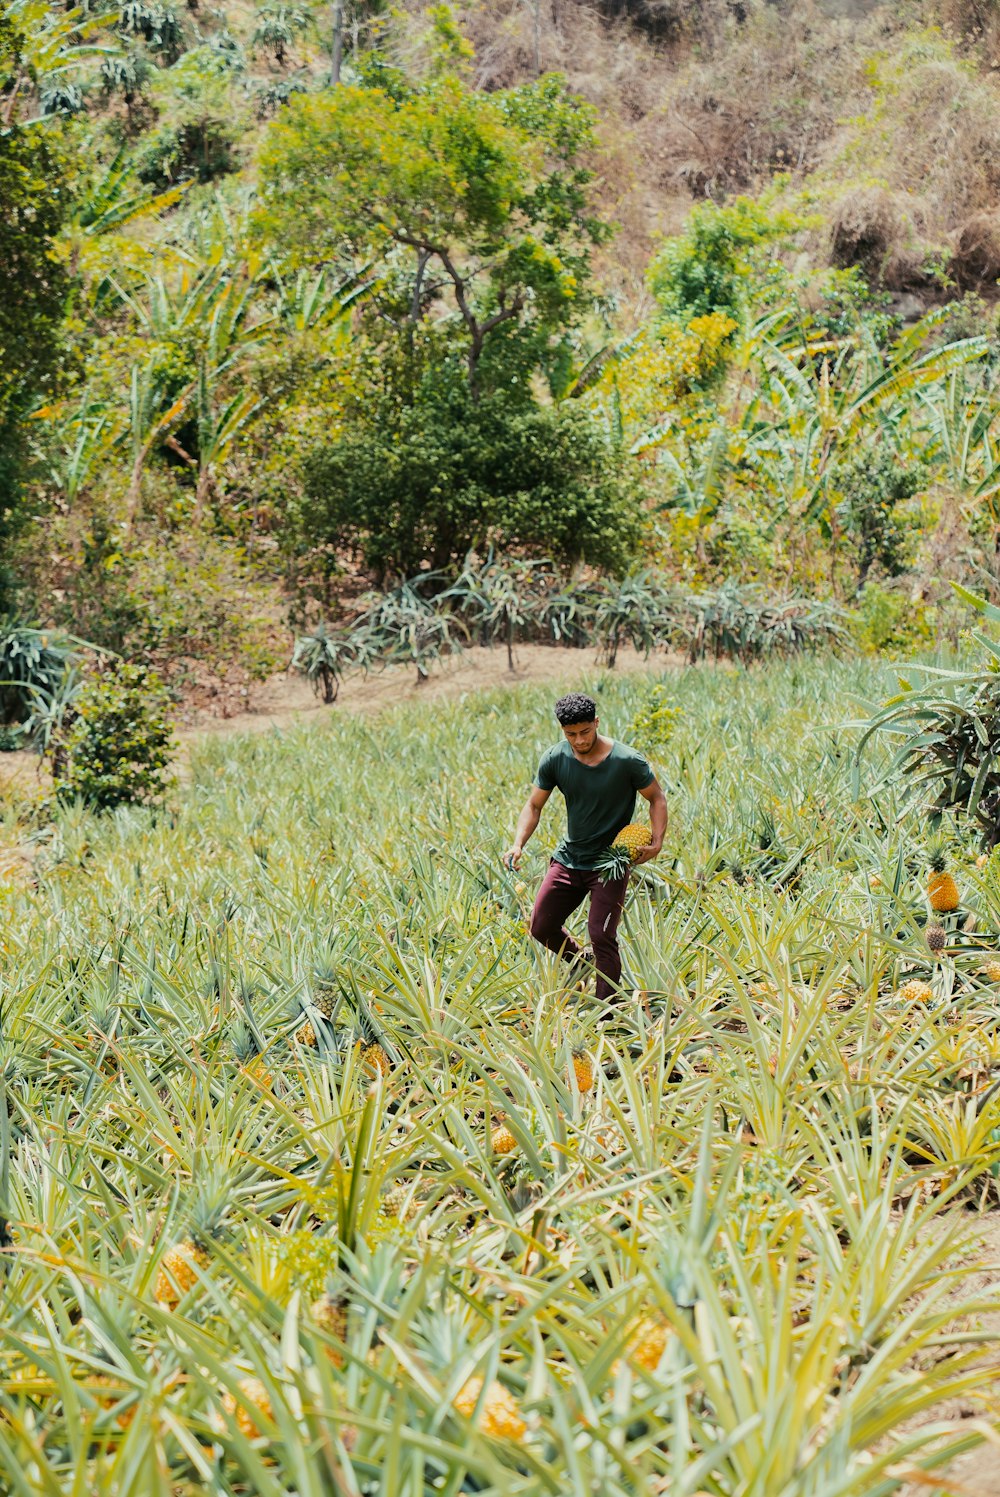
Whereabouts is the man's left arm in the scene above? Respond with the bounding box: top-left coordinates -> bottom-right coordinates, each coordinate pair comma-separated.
634,777 -> 667,864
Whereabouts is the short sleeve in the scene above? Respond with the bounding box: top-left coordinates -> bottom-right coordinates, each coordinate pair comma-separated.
630,751 -> 655,790
535,749 -> 558,792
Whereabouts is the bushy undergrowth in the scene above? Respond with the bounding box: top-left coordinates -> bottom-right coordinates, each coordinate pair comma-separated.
1,657 -> 999,1490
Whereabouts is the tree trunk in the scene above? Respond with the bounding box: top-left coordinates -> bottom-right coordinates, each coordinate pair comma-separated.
331,0 -> 344,84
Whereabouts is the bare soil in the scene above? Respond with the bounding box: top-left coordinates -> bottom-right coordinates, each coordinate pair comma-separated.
897,1211 -> 1000,1497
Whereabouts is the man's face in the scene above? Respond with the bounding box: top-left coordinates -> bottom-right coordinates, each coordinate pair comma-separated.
562,717 -> 599,754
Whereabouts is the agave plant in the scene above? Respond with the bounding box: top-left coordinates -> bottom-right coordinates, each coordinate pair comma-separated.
856,585 -> 1000,846
290,623 -> 359,704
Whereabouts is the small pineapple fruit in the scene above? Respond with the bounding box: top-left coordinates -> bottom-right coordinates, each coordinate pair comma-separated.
897,979 -> 934,1005
570,1048 -> 594,1094
296,1020 -> 317,1049
154,1239 -> 207,1309
453,1376 -> 526,1440
594,822 -> 652,884
977,852 -> 990,869
88,1374 -> 136,1429
491,1118 -> 518,1156
359,1039 -> 391,1079
309,1295 -> 347,1366
514,881 -> 526,896
927,846 -> 960,913
312,958 -> 339,1021
926,923 -> 947,954
614,1317 -> 672,1375
868,873 -> 882,890
222,1377 -> 272,1438
981,958 -> 1000,984
381,1183 -> 420,1221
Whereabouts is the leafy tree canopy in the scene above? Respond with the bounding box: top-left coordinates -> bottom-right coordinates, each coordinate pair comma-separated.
648,196 -> 802,325
0,12 -> 72,606
254,60 -> 612,388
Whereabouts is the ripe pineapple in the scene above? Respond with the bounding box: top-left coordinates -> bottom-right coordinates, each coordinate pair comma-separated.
926,923 -> 947,954
296,1020 -> 317,1049
570,1048 -> 594,1093
88,1374 -> 137,1430
897,978 -> 934,1005
927,846 -> 960,913
358,1037 -> 391,1078
453,1376 -> 526,1440
309,1295 -> 347,1366
222,1377 -> 272,1438
981,958 -> 1000,984
491,1118 -> 518,1155
593,822 -> 652,884
154,1239 -> 207,1309
614,1317 -> 671,1375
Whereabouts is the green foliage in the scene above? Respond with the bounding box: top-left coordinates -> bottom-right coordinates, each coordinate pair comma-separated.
255,68 -> 610,387
851,581 -> 935,656
682,584 -> 845,665
291,622 -> 361,703
627,683 -> 681,757
298,357 -> 644,580
0,623 -> 81,726
53,661 -> 176,811
0,14 -> 72,608
648,197 -> 800,324
831,448 -> 924,592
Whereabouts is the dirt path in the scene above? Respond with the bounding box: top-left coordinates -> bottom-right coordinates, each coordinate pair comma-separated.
0,642 -> 681,798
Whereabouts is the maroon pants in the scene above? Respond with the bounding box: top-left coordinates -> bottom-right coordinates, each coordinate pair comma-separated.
529,859 -> 629,1001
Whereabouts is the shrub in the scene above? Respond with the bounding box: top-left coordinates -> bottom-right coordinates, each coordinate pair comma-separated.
52,663 -> 176,811
831,449 -> 924,592
298,383 -> 644,581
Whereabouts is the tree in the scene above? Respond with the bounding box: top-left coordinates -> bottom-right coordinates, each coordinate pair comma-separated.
254,63 -> 611,394
0,14 -> 72,608
296,342 -> 644,579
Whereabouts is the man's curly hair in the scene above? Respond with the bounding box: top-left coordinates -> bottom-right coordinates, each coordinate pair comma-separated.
554,693 -> 597,726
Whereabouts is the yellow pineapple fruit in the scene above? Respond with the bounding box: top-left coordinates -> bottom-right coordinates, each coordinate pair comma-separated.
154,1239 -> 207,1309
453,1376 -> 526,1440
309,1295 -> 347,1367
88,1374 -> 136,1429
615,1317 -> 672,1375
222,1377 -> 272,1438
594,822 -> 653,883
927,847 -> 959,913
897,979 -> 934,1005
570,1048 -> 594,1093
514,880 -> 526,895
977,852 -> 990,869
981,958 -> 1000,984
361,1041 -> 391,1078
490,1119 -> 518,1155
296,1020 -> 317,1049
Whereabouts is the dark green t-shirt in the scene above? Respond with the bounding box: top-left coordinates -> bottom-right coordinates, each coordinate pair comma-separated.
535,740 -> 655,870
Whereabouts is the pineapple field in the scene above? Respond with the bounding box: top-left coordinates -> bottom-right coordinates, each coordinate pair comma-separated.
3,655 -> 1000,1494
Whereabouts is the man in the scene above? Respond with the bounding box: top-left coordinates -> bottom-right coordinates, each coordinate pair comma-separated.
503,692 -> 667,1003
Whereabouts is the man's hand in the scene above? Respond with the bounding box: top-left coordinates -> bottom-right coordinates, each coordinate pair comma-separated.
632,842 -> 662,867
503,845 -> 524,871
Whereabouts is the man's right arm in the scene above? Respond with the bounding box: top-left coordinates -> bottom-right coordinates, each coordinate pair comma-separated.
504,787 -> 550,869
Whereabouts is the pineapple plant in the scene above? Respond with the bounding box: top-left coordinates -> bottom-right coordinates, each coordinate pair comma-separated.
154,1195 -> 227,1309
228,1016 -> 271,1089
453,1376 -> 526,1440
312,957 -> 341,1022
927,845 -> 960,913
296,1019 -> 317,1049
593,822 -> 652,884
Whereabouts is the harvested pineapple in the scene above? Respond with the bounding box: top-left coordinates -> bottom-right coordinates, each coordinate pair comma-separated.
594,822 -> 653,884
